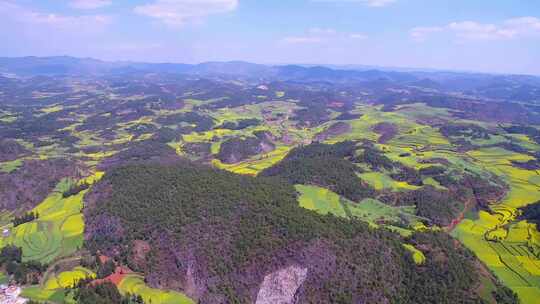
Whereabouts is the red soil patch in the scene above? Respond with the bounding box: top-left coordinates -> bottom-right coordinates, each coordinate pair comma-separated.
92,260 -> 133,286
446,198 -> 473,232
98,255 -> 111,264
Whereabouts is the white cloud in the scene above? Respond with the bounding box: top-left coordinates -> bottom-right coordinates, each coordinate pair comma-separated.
410,26 -> 444,41
69,0 -> 112,10
282,36 -> 323,44
349,33 -> 368,39
448,21 -> 515,40
0,1 -> 111,31
504,17 -> 540,34
281,28 -> 367,44
411,17 -> 540,42
362,0 -> 396,7
134,0 -> 238,26
309,27 -> 337,35
311,0 -> 396,8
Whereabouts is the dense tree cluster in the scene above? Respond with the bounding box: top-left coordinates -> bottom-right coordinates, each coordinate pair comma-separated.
0,139 -> 27,162
72,279 -> 143,304
97,140 -> 181,170
0,246 -> 46,284
293,105 -> 331,127
215,118 -> 261,130
260,142 -> 374,201
408,232 -> 518,304
217,136 -> 274,164
151,127 -> 181,143
503,125 -> 540,144
156,112 -> 215,132
314,122 -> 351,142
12,211 -> 38,227
519,201 -> 540,230
394,186 -> 462,226
335,112 -> 362,121
372,122 -> 398,143
83,161 -> 510,303
354,145 -> 395,170
511,157 -> 540,170
419,165 -> 447,176
440,124 -> 492,140
63,183 -> 90,198
355,146 -> 423,186
182,142 -> 212,158
0,158 -> 79,212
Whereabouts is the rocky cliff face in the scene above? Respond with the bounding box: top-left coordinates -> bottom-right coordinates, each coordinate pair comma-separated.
255,265 -> 308,304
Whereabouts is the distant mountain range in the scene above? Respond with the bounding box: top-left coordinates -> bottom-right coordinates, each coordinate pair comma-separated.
0,56 -> 537,79
1,56 -> 540,103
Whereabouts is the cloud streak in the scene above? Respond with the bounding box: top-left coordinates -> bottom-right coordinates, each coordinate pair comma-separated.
281,27 -> 368,44
411,17 -> 540,42
134,0 -> 238,26
69,0 -> 112,10
0,1 -> 111,31
311,0 -> 396,8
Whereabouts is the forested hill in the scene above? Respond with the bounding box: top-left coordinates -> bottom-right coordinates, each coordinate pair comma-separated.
83,161 -> 515,304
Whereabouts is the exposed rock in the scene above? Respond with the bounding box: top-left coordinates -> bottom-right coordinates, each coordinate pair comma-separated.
255,265 -> 308,304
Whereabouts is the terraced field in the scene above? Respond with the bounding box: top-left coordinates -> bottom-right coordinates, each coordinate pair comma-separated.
0,180 -> 82,263
453,147 -> 540,303
0,172 -> 103,264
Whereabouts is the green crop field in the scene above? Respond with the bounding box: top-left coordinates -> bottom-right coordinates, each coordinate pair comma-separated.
295,185 -> 424,236
0,159 -> 23,173
403,244 -> 426,265
295,184 -> 347,217
44,266 -> 96,290
118,274 -> 195,304
213,145 -> 292,175
452,146 -> 540,303
21,286 -> 70,303
0,172 -> 104,264
358,172 -> 420,191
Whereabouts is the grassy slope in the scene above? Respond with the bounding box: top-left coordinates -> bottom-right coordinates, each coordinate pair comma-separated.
118,274 -> 194,304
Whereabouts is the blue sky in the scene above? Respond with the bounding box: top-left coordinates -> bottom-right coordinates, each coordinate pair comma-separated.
0,0 -> 539,74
